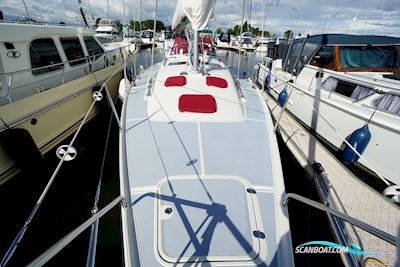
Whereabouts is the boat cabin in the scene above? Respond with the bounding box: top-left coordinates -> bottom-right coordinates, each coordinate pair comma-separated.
283,34 -> 400,76
0,22 -> 122,105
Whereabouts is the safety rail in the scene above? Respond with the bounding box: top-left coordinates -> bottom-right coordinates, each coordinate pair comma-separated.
0,42 -> 135,104
282,193 -> 397,246
26,196 -> 124,267
0,45 -> 138,267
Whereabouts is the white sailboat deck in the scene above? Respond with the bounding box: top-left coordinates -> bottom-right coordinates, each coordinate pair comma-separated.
266,96 -> 399,266
120,57 -> 293,266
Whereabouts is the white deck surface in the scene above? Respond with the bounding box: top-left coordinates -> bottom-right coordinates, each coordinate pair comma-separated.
265,94 -> 400,266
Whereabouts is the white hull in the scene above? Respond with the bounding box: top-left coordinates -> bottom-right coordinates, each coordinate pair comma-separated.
257,59 -> 400,185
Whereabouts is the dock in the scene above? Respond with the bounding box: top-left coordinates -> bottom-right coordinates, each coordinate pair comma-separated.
216,44 -> 255,53
262,92 -> 399,266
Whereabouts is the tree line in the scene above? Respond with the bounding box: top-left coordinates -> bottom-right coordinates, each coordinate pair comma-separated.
216,20 -> 294,39
95,17 -> 165,32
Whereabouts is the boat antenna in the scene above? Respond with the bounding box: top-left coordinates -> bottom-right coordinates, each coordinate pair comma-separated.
106,0 -> 109,19
236,0 -> 246,79
348,14 -> 358,34
150,0 -> 158,70
261,0 -> 264,50
21,0 -> 32,20
77,0 -> 90,27
86,0 -> 95,26
139,0 -> 143,32
321,16 -> 327,33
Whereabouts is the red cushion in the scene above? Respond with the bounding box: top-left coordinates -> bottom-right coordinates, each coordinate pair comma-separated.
206,76 -> 228,88
165,76 -> 186,87
179,94 -> 216,113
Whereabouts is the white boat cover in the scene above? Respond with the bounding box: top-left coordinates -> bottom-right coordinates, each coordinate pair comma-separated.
172,0 -> 216,31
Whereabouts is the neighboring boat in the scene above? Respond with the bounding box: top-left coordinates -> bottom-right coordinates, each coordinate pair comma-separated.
0,21 -> 132,183
216,32 -> 231,47
163,26 -> 174,53
255,37 -> 275,52
95,19 -> 122,43
118,0 -> 293,266
256,34 -> 400,186
141,29 -> 156,44
240,32 -> 255,50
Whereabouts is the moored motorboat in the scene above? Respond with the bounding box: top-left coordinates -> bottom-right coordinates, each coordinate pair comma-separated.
255,34 -> 400,189
0,21 -> 134,183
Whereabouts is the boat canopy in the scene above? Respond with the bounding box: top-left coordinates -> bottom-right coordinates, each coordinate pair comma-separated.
172,0 -> 216,31
301,34 -> 400,46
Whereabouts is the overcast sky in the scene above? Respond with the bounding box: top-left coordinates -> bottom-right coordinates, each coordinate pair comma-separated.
1,0 -> 399,37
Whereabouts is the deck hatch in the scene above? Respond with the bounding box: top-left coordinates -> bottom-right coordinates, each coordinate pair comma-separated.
178,94 -> 216,113
157,178 -> 260,263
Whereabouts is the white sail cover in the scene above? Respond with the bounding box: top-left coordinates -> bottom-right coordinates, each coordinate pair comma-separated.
172,0 -> 216,31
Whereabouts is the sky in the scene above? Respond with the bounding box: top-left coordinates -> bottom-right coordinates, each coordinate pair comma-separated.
1,0 -> 399,37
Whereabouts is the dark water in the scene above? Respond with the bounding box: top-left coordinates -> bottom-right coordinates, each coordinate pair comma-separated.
0,48 -> 342,266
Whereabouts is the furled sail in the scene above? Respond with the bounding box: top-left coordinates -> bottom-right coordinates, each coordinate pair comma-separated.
172,0 -> 216,31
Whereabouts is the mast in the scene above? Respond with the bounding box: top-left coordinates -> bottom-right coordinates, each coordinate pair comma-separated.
78,0 -> 90,27
261,0 -> 264,50
22,0 -> 31,20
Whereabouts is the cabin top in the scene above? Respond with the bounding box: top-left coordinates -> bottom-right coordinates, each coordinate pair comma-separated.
0,22 -> 95,42
145,56 -> 246,122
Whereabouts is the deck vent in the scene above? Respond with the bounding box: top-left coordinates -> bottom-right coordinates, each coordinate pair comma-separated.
206,76 -> 228,88
165,75 -> 186,87
4,42 -> 15,50
179,94 -> 216,113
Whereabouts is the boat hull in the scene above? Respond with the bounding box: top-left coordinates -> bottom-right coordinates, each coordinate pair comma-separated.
257,62 -> 400,185
0,63 -> 123,184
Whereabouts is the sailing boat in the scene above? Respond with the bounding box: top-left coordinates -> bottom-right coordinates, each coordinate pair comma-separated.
118,0 -> 293,265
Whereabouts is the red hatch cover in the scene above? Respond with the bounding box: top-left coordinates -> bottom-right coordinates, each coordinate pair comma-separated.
165,76 -> 187,87
206,76 -> 228,88
179,94 -> 216,113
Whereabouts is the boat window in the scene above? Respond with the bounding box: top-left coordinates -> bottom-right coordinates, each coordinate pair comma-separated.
310,46 -> 335,68
84,37 -> 104,60
30,38 -> 63,75
339,46 -> 399,69
242,38 -> 252,44
321,78 -> 374,100
373,93 -> 400,114
60,38 -> 86,66
283,40 -> 319,75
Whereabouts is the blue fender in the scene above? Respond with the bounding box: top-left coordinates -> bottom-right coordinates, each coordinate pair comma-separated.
278,88 -> 288,107
342,125 -> 371,164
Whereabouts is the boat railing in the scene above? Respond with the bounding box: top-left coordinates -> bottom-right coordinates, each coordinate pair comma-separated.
282,193 -> 397,246
256,69 -> 400,202
0,42 -> 135,105
0,46 -> 138,267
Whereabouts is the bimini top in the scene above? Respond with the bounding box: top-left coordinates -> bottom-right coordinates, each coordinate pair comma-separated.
298,34 -> 400,46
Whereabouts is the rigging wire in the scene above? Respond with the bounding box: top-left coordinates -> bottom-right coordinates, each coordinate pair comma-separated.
21,0 -> 31,20
236,0 -> 246,79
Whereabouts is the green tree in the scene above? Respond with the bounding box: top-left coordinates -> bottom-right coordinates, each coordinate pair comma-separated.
284,30 -> 293,39
227,28 -> 234,35
233,25 -> 240,36
216,27 -> 222,35
263,31 -> 270,37
141,20 -> 165,31
95,17 -> 101,27
116,22 -> 123,32
243,20 -> 248,32
130,20 -> 140,31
